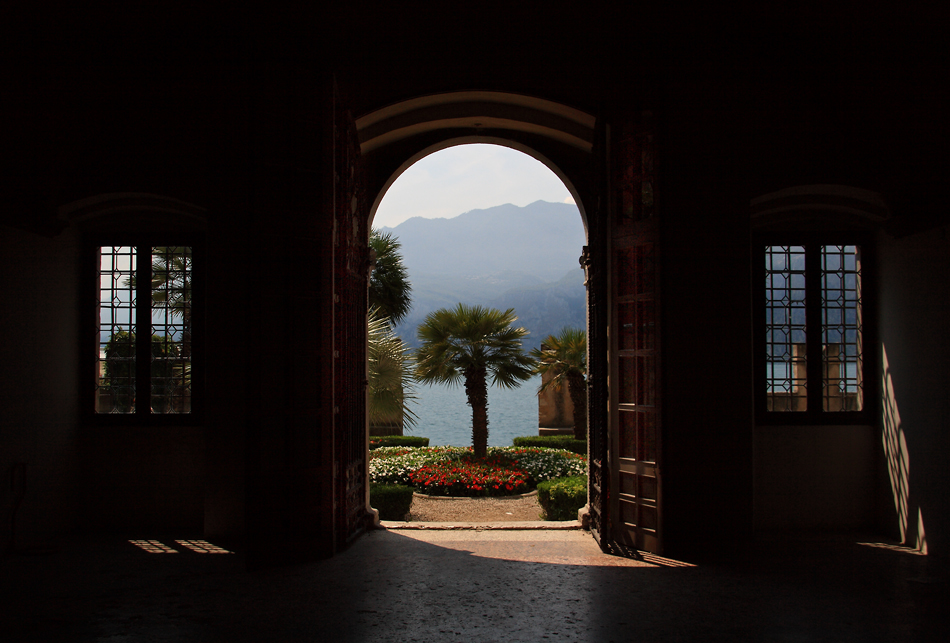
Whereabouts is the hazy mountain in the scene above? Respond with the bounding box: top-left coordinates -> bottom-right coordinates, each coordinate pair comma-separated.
487,269 -> 587,351
381,200 -> 586,283
382,201 -> 588,350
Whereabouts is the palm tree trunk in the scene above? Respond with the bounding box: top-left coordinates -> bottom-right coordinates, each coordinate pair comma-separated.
464,365 -> 489,459
567,371 -> 588,441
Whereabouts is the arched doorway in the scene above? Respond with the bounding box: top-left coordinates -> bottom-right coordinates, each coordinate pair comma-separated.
367,142 -> 588,520
343,93 -> 663,554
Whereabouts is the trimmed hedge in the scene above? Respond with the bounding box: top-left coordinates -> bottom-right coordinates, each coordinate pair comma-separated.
370,483 -> 415,521
369,436 -> 430,450
537,475 -> 588,521
513,436 -> 587,455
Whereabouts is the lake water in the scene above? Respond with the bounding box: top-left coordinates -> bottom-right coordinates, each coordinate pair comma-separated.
406,375 -> 542,447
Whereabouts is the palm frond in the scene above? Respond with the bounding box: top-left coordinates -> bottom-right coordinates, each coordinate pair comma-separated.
415,303 -> 533,390
368,307 -> 418,428
531,326 -> 587,395
369,229 -> 412,325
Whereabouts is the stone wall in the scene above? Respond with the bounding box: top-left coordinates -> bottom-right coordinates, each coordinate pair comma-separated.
538,370 -> 575,431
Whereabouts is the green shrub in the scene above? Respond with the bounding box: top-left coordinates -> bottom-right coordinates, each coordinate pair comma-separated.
537,475 -> 588,521
370,483 -> 415,520
369,436 -> 430,450
513,436 -> 587,455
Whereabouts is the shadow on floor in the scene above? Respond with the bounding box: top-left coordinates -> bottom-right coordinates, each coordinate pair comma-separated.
2,529 -> 947,642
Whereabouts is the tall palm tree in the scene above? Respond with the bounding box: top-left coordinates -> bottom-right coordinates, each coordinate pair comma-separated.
531,327 -> 587,440
369,229 -> 412,326
368,306 -> 418,430
415,304 -> 534,458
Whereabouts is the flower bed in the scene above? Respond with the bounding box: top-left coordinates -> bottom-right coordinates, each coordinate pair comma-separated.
370,446 -> 585,497
410,452 -> 530,497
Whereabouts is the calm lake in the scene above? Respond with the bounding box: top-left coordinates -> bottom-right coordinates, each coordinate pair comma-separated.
406,375 -> 542,447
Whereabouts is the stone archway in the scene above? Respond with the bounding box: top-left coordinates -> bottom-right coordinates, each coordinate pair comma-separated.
356,91 -> 597,231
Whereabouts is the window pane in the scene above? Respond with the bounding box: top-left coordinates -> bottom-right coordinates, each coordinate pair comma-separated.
765,246 -> 807,411
822,245 -> 863,411
150,247 -> 192,414
97,246 -> 136,413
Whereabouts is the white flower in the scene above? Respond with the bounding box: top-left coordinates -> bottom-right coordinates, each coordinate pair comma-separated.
369,445 -> 585,487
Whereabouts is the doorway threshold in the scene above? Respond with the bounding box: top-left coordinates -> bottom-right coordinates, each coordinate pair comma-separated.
379,520 -> 582,530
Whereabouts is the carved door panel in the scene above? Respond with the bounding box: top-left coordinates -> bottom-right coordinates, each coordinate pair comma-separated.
332,83 -> 370,549
608,114 -> 663,554
585,128 -> 610,548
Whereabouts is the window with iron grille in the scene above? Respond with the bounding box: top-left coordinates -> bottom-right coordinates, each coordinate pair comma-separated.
95,245 -> 196,416
759,241 -> 867,420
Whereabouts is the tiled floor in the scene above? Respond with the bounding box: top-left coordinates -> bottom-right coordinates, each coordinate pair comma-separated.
2,528 -> 946,642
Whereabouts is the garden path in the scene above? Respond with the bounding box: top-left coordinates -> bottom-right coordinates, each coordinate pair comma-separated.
406,491 -> 548,522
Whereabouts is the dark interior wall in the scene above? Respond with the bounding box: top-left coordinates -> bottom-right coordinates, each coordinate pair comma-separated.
0,225 -> 82,547
659,92 -> 755,557
85,68 -> 256,538
0,49 -> 336,547
753,424 -> 879,531
242,69 -> 338,563
0,57 -> 260,540
877,225 -> 950,559
203,216 -> 251,539
83,427 -> 205,533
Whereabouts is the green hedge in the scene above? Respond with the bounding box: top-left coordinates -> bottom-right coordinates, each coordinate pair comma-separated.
368,436 -> 430,450
537,475 -> 587,521
370,483 -> 415,521
513,436 -> 587,455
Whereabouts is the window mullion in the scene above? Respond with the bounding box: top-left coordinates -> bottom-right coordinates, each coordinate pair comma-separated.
804,243 -> 823,417
135,246 -> 152,416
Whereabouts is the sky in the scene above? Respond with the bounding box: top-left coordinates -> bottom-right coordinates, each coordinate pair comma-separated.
371,144 -> 576,229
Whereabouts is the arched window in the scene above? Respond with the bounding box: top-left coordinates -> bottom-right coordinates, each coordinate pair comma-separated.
60,194 -> 206,421
751,185 -> 888,423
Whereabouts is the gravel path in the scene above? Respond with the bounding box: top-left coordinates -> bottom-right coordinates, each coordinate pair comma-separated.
407,491 -> 545,522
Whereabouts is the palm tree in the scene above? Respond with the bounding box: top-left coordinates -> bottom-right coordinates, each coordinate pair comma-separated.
123,247 -> 193,411
368,306 -> 418,431
368,229 -> 414,432
415,304 -> 534,458
369,229 -> 412,325
125,246 -> 193,356
531,327 -> 587,440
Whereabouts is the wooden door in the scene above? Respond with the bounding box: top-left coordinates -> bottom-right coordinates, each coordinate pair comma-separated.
331,81 -> 371,549
608,114 -> 662,554
585,120 -> 610,548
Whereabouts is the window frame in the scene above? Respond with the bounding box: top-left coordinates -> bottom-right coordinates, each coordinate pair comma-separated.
753,231 -> 876,425
83,233 -> 204,426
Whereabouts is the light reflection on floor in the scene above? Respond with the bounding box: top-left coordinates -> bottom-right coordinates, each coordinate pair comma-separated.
129,539 -> 233,554
856,541 -> 926,556
381,529 -> 695,568
175,539 -> 234,554
129,539 -> 179,553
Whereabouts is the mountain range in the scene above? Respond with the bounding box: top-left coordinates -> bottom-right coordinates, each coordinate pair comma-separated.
379,201 -> 587,351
